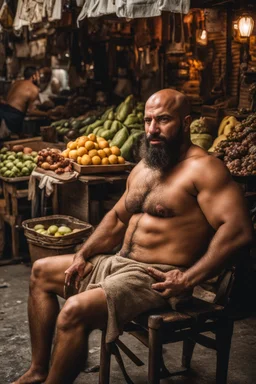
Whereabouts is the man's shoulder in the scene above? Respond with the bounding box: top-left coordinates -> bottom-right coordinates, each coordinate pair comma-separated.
189,149 -> 233,190
188,146 -> 224,169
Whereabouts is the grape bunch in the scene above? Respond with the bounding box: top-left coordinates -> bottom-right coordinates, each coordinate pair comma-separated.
214,113 -> 256,176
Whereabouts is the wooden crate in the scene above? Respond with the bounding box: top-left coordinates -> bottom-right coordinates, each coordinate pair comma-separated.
3,137 -> 65,151
73,162 -> 133,174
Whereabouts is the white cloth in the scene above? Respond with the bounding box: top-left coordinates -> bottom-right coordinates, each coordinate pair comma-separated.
77,0 -> 190,23
14,0 -> 60,32
77,0 -> 115,25
48,0 -> 62,21
76,0 -> 85,6
28,170 -> 62,198
116,0 -> 190,18
13,0 -> 29,32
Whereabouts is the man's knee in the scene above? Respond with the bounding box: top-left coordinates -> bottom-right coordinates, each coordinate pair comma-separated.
30,257 -> 52,288
57,296 -> 85,331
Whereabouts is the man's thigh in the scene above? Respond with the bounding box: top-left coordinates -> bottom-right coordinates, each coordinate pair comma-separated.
33,254 -> 74,298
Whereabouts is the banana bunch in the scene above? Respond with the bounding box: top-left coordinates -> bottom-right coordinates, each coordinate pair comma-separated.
208,116 -> 239,152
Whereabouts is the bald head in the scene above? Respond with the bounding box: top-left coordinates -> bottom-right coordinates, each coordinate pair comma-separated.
146,89 -> 191,120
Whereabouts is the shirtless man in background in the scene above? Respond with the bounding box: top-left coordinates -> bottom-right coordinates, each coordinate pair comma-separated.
0,67 -> 48,137
13,89 -> 253,384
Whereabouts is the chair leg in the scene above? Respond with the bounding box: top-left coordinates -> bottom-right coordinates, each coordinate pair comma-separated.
182,338 -> 196,369
99,330 -> 111,384
148,326 -> 162,384
216,319 -> 234,384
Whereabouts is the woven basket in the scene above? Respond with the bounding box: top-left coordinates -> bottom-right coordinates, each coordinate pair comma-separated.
22,215 -> 93,248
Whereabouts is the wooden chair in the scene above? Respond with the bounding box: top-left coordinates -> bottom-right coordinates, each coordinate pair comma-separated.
99,251 -> 253,384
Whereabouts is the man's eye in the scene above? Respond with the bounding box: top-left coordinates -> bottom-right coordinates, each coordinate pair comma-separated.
144,119 -> 151,124
158,117 -> 169,123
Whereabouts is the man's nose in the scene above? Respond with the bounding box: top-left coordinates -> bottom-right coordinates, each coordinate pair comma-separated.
148,119 -> 159,134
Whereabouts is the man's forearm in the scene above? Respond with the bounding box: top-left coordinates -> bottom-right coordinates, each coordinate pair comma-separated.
183,223 -> 253,289
27,108 -> 48,117
77,209 -> 127,260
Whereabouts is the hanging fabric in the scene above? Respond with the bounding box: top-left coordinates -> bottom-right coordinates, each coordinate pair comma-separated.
13,0 -> 29,33
166,13 -> 185,55
77,0 -> 116,25
0,0 -> 14,29
116,0 -> 190,18
48,0 -> 62,21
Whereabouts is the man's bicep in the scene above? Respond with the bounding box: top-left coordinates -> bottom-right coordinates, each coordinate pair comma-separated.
196,161 -> 249,230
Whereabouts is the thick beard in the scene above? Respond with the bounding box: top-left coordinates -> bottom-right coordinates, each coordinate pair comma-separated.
139,132 -> 182,171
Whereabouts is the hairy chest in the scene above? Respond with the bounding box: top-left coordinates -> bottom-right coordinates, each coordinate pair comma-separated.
125,171 -> 196,218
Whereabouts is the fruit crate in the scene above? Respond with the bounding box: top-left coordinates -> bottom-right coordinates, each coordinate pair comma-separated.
22,215 -> 93,262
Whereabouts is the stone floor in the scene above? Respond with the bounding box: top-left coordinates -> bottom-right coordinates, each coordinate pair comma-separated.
1,263 -> 256,384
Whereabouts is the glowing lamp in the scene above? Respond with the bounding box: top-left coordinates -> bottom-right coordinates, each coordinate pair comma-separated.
200,29 -> 207,40
238,15 -> 254,37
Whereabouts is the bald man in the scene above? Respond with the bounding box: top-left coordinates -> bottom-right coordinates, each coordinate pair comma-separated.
13,89 -> 253,384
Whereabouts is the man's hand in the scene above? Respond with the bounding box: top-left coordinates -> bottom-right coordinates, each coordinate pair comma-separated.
64,254 -> 93,291
147,267 -> 189,298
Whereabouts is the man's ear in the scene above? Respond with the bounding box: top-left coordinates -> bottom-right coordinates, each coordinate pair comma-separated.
183,115 -> 192,132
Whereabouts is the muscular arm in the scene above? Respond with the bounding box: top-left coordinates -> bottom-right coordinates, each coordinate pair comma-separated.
76,192 -> 132,260
27,87 -> 48,117
183,156 -> 254,288
64,167 -> 138,288
149,156 -> 254,296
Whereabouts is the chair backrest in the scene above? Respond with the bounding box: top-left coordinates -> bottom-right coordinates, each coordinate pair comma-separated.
214,246 -> 254,314
214,267 -> 236,306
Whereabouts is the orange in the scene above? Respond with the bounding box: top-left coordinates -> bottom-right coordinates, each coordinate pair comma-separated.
76,136 -> 88,147
97,149 -> 106,159
96,137 -> 104,143
98,140 -> 109,149
77,156 -> 82,165
61,149 -> 70,158
88,149 -> 98,158
110,146 -> 121,156
81,154 -> 92,165
94,143 -> 99,149
103,147 -> 112,157
77,147 -> 87,157
85,141 -> 95,150
88,133 -> 96,142
117,156 -> 125,164
69,150 -> 78,160
69,141 -> 78,150
92,155 -> 101,165
67,141 -> 77,150
101,157 -> 110,165
108,154 -> 118,164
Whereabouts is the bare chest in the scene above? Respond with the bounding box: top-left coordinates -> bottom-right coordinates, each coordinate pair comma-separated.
125,173 -> 195,218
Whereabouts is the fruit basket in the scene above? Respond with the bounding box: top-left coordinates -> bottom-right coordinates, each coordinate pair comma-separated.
23,215 -> 93,245
22,215 -> 93,262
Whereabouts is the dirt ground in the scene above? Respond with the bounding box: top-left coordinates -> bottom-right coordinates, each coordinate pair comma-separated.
1,263 -> 256,384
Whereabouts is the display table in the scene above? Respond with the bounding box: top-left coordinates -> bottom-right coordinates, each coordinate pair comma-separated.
30,173 -> 129,224
0,176 -> 30,259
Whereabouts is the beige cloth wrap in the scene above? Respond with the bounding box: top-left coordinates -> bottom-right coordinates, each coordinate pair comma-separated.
78,254 -> 193,343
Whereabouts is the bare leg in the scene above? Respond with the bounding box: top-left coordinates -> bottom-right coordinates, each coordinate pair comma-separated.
44,287 -> 108,384
12,254 -> 73,384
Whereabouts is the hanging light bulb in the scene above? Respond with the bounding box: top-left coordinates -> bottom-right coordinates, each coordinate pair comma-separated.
238,14 -> 254,37
200,29 -> 207,40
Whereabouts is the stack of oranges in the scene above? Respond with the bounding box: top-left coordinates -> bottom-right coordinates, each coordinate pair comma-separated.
61,134 -> 126,165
